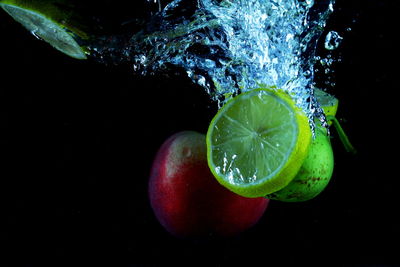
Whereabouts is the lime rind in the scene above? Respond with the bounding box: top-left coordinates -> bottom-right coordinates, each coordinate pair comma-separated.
207,88 -> 312,197
1,0 -> 88,59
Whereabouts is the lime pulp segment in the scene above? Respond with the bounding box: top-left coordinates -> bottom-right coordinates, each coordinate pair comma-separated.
1,3 -> 87,59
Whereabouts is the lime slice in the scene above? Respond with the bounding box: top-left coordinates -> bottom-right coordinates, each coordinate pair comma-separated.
206,88 -> 312,198
314,88 -> 338,117
1,0 -> 90,59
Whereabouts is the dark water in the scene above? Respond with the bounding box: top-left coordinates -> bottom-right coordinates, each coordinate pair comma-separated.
0,0 -> 399,263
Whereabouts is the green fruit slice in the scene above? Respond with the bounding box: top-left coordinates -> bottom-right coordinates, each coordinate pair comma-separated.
1,0 -> 90,59
265,125 -> 334,202
206,88 -> 312,198
315,88 -> 338,117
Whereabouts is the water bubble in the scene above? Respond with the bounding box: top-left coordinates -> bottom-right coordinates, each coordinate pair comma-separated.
204,59 -> 216,68
324,31 -> 343,50
197,75 -> 206,87
328,2 -> 334,12
320,57 -> 334,67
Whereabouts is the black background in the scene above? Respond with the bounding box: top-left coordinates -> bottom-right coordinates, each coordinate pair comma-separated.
0,0 -> 399,264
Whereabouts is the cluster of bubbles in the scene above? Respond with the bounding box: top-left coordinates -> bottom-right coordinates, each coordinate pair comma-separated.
91,0 -> 342,127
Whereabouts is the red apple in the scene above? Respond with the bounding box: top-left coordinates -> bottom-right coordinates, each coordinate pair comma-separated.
148,131 -> 269,238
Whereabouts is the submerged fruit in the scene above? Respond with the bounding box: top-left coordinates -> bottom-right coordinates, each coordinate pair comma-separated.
0,0 -> 91,59
206,88 -> 312,198
266,126 -> 334,202
149,131 -> 269,238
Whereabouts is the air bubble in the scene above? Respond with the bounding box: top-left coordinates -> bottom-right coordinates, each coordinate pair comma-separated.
324,31 -> 343,50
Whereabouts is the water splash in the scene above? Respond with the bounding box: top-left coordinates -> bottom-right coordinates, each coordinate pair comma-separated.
90,0 -> 336,125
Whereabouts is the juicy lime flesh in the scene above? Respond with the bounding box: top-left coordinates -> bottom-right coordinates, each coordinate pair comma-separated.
1,4 -> 87,59
209,90 -> 298,186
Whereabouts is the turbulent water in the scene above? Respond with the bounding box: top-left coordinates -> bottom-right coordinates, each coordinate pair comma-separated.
91,0 -> 337,126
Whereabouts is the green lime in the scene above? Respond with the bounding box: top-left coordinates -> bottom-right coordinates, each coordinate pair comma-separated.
314,88 -> 338,117
1,0 -> 90,59
206,88 -> 312,198
265,125 -> 334,202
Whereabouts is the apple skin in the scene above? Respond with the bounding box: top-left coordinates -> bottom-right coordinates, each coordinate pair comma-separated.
149,131 -> 269,238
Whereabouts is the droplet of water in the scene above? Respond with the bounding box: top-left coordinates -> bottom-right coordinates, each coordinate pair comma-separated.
324,31 -> 343,50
